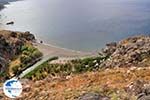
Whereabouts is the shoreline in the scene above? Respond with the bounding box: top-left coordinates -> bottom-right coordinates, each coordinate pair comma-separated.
36,39 -> 97,54
0,29 -> 96,58
0,29 -> 99,57
34,41 -> 97,58
0,0 -> 18,10
0,0 -> 98,58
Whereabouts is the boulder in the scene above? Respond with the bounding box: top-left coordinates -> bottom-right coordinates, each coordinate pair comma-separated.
10,31 -> 17,38
77,92 -> 110,100
138,95 -> 150,100
23,31 -> 35,41
126,80 -> 146,96
137,85 -> 150,100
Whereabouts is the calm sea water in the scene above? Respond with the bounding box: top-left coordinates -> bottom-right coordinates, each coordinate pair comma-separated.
0,0 -> 150,51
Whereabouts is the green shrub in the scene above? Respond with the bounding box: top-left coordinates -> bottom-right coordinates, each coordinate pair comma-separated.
24,56 -> 109,80
18,45 -> 43,72
12,65 -> 20,75
21,45 -> 39,55
22,50 -> 30,55
21,45 -> 28,52
31,50 -> 43,59
24,57 -> 58,80
20,55 -> 32,64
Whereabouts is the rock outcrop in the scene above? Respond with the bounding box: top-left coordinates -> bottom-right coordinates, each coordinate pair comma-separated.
0,30 -> 35,80
0,4 -> 4,10
125,80 -> 150,100
101,35 -> 150,68
6,21 -> 14,25
0,0 -> 19,10
0,34 -> 150,99
77,93 -> 110,100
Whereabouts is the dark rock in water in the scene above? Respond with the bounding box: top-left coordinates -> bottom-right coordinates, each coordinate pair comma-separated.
23,31 -> 35,41
6,21 -> 14,25
40,40 -> 43,44
77,92 -> 110,100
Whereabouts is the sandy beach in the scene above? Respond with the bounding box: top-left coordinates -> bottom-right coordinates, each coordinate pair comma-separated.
34,42 -> 97,58
0,29 -> 97,60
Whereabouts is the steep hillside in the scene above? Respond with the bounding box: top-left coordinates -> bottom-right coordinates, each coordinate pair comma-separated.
101,35 -> 150,68
0,35 -> 150,100
1,35 -> 149,100
0,30 -> 37,81
14,67 -> 150,100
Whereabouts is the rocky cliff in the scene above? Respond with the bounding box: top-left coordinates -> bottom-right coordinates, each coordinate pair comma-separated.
0,30 -> 35,79
0,35 -> 148,100
0,0 -> 19,10
0,34 -> 150,100
14,36 -> 150,100
101,35 -> 150,68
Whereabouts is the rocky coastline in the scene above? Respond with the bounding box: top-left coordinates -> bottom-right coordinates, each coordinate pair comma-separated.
0,1 -> 150,99
0,0 -> 19,10
3,33 -> 150,99
0,30 -> 36,81
0,29 -> 149,99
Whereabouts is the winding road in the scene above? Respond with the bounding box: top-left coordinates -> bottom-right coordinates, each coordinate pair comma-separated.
18,55 -> 52,78
17,43 -> 97,79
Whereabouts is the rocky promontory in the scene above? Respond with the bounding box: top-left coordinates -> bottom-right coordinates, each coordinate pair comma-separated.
0,33 -> 150,100
0,0 -> 19,10
0,30 -> 35,80
101,35 -> 150,68
1,35 -> 148,100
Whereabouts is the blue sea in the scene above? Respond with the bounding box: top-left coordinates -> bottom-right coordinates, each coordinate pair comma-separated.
0,0 -> 150,51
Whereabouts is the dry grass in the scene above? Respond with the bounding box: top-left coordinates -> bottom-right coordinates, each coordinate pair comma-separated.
9,58 -> 21,76
8,66 -> 149,100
